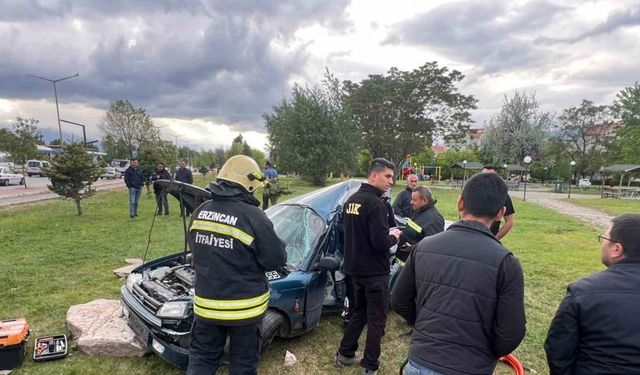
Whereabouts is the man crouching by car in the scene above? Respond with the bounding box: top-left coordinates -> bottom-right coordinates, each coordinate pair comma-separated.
187,155 -> 287,375
391,172 -> 526,375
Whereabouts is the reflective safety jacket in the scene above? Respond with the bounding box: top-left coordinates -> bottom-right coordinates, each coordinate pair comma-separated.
188,181 -> 287,326
400,200 -> 445,246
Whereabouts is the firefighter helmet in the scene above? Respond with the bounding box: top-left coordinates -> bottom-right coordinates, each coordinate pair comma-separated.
216,155 -> 265,193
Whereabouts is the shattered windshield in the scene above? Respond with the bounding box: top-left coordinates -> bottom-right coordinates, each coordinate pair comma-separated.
267,205 -> 326,268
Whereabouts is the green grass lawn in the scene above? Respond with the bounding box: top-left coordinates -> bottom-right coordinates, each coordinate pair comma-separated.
566,197 -> 640,216
1,178 -> 603,374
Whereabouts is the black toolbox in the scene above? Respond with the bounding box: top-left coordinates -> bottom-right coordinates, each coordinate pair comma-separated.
33,334 -> 68,362
0,318 -> 30,370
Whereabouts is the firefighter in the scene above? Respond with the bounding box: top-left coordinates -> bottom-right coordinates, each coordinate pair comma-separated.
187,155 -> 287,375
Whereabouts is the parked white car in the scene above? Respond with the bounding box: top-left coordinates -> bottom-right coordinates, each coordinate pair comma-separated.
578,178 -> 592,188
101,167 -> 119,179
0,167 -> 25,186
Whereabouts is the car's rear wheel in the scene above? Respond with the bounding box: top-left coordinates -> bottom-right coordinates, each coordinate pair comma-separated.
20,178 -> 25,185
260,309 -> 285,352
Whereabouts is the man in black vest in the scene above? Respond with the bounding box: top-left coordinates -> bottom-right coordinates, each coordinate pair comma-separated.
545,214 -> 640,374
392,172 -> 526,375
336,158 -> 401,375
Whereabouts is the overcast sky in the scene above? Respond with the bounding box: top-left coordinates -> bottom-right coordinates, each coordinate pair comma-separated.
1,0 -> 638,151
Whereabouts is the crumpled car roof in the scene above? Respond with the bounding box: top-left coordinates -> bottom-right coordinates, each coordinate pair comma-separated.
154,179 -> 363,221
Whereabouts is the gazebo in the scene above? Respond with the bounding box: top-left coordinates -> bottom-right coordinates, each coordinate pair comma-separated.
450,161 -> 484,188
600,164 -> 640,199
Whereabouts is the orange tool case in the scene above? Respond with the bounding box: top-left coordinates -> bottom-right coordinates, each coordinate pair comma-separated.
0,318 -> 30,370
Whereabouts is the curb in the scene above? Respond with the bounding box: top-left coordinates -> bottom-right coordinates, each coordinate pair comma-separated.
0,181 -> 125,200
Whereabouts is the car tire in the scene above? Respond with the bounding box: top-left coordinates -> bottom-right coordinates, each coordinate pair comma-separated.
28,174 -> 33,177
259,309 -> 285,352
0,179 -> 7,186
20,178 -> 25,185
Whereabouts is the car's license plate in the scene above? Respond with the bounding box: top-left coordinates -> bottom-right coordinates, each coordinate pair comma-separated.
128,314 -> 150,345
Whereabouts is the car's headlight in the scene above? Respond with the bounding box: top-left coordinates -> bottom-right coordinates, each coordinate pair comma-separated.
126,273 -> 142,292
156,301 -> 190,319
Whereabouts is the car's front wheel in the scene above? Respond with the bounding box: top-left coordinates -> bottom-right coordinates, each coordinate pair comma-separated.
260,309 -> 285,352
0,179 -> 7,186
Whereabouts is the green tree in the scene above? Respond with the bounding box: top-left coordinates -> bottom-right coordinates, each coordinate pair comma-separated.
46,143 -> 103,215
555,100 -> 613,178
482,91 -> 552,165
197,149 -> 218,169
0,118 -> 43,187
343,62 -> 477,168
99,100 -> 159,159
356,149 -> 373,176
213,147 -> 226,169
265,74 -> 357,186
612,82 -> 640,163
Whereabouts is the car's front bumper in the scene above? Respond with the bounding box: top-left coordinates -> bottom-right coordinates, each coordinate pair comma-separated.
121,286 -> 190,369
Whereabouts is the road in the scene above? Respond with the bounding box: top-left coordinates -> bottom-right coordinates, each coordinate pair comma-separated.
0,176 -> 126,207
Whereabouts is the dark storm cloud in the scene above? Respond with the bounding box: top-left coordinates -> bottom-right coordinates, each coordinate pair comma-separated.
0,0 -> 350,131
384,0 -> 571,76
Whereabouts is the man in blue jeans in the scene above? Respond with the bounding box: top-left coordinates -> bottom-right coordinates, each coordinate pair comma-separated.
124,159 -> 144,218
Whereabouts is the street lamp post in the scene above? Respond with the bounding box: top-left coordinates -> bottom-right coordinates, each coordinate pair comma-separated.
462,160 -> 467,188
59,119 -> 87,148
523,156 -> 532,201
568,160 -> 576,199
27,73 -> 79,146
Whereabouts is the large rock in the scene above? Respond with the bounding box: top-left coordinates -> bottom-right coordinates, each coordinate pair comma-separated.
66,299 -> 149,357
114,258 -> 143,279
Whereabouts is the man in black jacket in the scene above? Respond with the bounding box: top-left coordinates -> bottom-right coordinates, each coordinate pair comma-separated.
175,160 -> 194,216
123,159 -> 144,218
393,174 -> 418,217
400,186 -> 444,245
336,158 -> 401,375
187,155 -> 287,375
150,162 -> 172,215
391,172 -> 526,375
175,160 -> 193,184
545,214 -> 640,374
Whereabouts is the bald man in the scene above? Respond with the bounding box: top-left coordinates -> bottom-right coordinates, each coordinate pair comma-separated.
393,174 -> 419,217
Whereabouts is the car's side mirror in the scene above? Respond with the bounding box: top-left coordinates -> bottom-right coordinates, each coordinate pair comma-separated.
312,256 -> 339,272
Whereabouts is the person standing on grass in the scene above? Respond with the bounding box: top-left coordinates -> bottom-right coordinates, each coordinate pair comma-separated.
261,160 -> 278,210
175,159 -> 194,216
482,165 -> 515,239
545,214 -> 640,374
124,159 -> 144,218
391,172 -> 526,375
335,158 -> 401,375
150,162 -> 172,215
176,160 -> 193,184
393,174 -> 418,217
187,155 -> 287,375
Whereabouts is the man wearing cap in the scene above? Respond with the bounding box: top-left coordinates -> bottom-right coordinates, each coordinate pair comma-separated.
187,155 -> 287,375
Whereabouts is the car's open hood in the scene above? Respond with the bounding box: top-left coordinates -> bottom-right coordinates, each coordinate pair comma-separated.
153,180 -> 211,215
